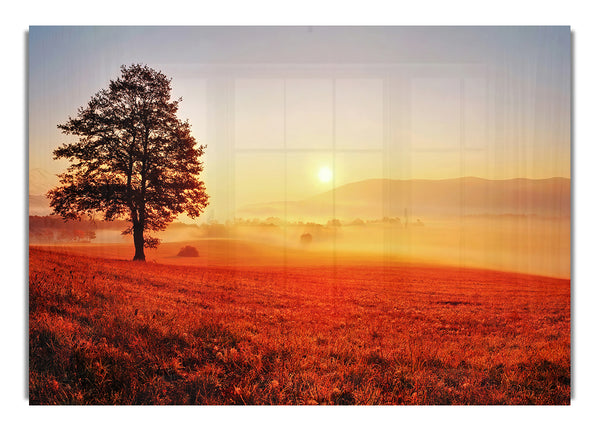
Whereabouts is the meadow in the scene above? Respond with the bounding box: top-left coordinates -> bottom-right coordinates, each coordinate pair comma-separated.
29,243 -> 570,405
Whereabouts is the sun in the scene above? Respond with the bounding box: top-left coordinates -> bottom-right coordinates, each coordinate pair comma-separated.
318,166 -> 333,183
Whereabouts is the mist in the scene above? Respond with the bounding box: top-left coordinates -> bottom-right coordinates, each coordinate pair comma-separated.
148,214 -> 569,279
31,176 -> 570,279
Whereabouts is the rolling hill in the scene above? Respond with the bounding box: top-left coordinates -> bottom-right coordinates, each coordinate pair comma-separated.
238,177 -> 571,221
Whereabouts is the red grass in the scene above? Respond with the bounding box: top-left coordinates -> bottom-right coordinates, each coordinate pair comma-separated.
29,246 -> 570,405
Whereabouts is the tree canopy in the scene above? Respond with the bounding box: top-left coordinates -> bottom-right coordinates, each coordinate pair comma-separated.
48,64 -> 208,261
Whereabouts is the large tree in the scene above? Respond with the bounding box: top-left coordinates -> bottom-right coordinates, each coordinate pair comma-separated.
48,64 -> 208,261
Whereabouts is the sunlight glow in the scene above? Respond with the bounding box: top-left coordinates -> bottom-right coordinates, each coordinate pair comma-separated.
318,166 -> 333,183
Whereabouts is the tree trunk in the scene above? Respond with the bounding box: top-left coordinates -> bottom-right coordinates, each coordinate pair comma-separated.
133,224 -> 145,261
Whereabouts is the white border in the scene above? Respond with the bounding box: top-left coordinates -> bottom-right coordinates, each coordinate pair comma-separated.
4,2 -> 599,430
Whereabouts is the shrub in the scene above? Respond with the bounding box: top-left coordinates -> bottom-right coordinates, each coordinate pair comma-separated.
300,233 -> 312,245
177,245 -> 199,257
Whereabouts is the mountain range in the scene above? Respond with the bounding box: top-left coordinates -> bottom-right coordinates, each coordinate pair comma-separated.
237,177 -> 571,221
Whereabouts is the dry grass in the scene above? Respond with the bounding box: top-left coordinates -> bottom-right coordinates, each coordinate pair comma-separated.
29,246 -> 570,405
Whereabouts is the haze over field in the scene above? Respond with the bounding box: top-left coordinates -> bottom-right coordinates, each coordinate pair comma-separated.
31,175 -> 570,278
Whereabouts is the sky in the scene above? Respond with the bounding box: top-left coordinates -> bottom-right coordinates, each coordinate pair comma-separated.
29,26 -> 571,221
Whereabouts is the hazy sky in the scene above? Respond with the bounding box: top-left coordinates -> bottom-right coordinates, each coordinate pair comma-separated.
29,26 -> 571,221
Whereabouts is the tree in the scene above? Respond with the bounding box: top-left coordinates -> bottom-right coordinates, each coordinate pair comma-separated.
327,219 -> 341,228
48,64 -> 208,261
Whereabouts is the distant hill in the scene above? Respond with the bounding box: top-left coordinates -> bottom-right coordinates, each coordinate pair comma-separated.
29,168 -> 58,216
29,194 -> 51,216
237,177 -> 571,221
29,168 -> 57,195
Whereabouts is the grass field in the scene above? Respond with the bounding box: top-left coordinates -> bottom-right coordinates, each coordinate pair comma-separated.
29,243 -> 570,405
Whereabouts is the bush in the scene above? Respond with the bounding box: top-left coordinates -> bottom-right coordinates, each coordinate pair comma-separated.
300,233 -> 312,245
177,245 -> 199,257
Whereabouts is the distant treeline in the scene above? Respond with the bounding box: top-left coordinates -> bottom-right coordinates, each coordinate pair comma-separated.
28,215 -> 427,244
228,216 -> 422,227
29,215 -> 130,243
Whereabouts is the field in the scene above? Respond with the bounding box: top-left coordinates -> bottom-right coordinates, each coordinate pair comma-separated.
29,243 -> 570,405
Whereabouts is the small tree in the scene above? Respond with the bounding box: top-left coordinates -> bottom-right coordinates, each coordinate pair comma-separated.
177,245 -> 199,257
48,64 -> 208,261
300,233 -> 312,245
327,219 -> 342,228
